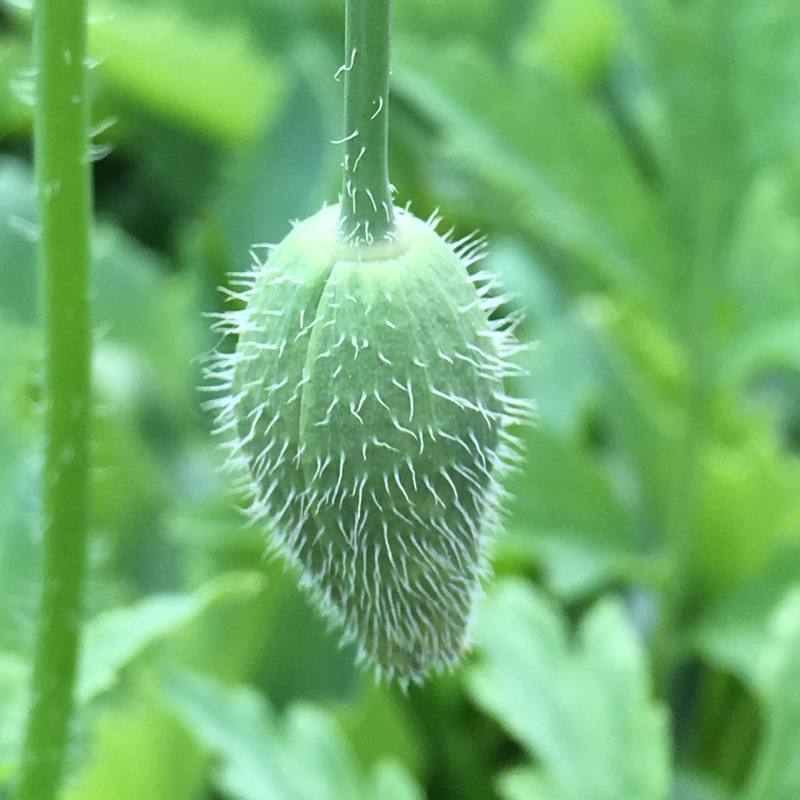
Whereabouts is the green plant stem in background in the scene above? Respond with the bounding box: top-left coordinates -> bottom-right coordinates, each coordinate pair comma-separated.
16,0 -> 93,797
651,222 -> 718,697
338,0 -> 395,244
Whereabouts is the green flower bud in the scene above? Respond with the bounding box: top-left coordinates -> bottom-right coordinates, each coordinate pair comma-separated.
206,203 -> 528,685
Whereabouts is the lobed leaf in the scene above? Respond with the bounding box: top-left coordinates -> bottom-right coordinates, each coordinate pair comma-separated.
468,579 -> 669,800
393,40 -> 673,302
0,574 -> 261,782
164,669 -> 423,800
620,0 -> 800,298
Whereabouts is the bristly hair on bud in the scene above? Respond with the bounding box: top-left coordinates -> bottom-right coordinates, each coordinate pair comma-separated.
203,203 -> 532,688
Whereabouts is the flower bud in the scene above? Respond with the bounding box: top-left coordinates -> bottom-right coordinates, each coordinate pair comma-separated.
207,204 -> 527,684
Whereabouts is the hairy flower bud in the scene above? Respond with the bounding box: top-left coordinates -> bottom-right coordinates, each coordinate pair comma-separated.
206,204 -> 528,685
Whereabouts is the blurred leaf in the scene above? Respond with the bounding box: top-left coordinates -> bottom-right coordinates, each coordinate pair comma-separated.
486,242 -> 602,435
89,0 -> 286,144
0,448 -> 40,656
0,157 -> 38,326
0,320 -> 40,656
503,425 -> 642,599
78,572 -> 263,702
695,431 -> 800,597
94,225 -> 203,414
742,590 -> 800,800
523,302 -> 602,434
621,0 -> 800,302
0,655 -> 27,783
694,544 -> 800,687
90,345 -> 174,563
0,37 -> 33,136
723,318 -> 800,390
64,686 -> 205,800
517,0 -> 620,90
334,679 -> 423,781
0,158 -> 201,409
498,765 -> 557,800
252,567 -> 359,707
165,669 -> 422,800
392,0 -> 526,52
92,224 -> 171,343
468,579 -> 669,800
671,771 -> 734,800
368,760 -> 424,800
0,575 -> 260,781
619,0 -> 741,253
216,48 -> 339,276
485,239 -> 563,325
725,173 -> 800,333
393,40 -> 673,302
721,172 -> 800,385
728,1 -> 800,168
592,298 -> 684,537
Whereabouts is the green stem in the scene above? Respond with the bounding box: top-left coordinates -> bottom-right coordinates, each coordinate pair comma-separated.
338,0 -> 395,245
17,0 -> 93,796
651,206 -> 717,696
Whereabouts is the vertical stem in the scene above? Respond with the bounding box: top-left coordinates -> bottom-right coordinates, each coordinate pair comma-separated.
651,202 -> 718,696
338,0 -> 395,245
17,0 -> 93,796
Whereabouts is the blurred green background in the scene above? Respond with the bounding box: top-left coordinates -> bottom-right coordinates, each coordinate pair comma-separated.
2,0 -> 800,798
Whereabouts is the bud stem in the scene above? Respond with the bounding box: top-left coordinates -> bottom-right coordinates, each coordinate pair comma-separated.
338,0 -> 395,245
17,0 -> 93,798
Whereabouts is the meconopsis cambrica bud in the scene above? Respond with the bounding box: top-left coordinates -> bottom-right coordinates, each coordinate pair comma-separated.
206,203 -> 529,685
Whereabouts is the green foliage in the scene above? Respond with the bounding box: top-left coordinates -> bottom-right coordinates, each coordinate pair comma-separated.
741,591 -> 800,800
1,0 -> 800,796
469,580 -> 669,800
503,425 -> 643,598
394,38 -> 672,302
165,669 -> 423,800
1,574 -> 261,779
88,1 -> 286,144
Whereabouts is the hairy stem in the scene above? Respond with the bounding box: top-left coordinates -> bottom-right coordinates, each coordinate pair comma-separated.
338,0 -> 395,244
17,0 -> 93,796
